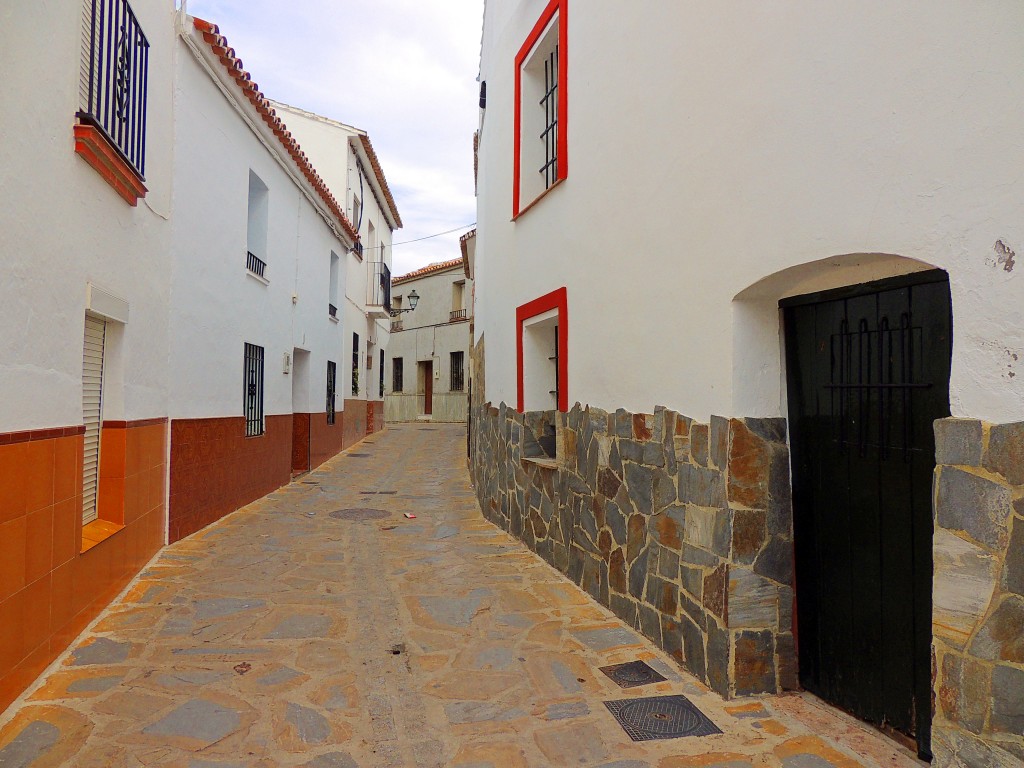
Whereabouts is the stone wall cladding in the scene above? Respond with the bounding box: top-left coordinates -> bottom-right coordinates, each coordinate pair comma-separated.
470,389 -> 795,697
932,418 -> 1024,767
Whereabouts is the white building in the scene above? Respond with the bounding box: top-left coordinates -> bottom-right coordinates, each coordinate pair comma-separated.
0,1 -> 403,711
385,256 -> 473,423
471,2 -> 1024,765
0,0 -> 175,714
270,101 -> 404,442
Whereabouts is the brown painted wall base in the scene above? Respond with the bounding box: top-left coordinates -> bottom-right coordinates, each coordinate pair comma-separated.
0,420 -> 165,712
342,400 -> 367,449
309,413 -> 344,471
168,415 -> 291,543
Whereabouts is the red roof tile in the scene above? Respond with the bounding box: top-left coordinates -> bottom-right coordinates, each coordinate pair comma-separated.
357,135 -> 403,229
392,258 -> 465,285
191,17 -> 359,243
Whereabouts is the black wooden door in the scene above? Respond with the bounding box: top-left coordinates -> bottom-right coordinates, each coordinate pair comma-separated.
782,270 -> 951,759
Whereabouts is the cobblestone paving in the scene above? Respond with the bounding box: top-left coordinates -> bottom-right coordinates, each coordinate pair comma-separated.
0,425 -> 924,767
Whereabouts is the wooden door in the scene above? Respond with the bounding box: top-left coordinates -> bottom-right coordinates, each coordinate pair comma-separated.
782,270 -> 951,760
423,361 -> 433,415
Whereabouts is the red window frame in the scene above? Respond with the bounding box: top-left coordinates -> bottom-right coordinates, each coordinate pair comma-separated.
512,0 -> 568,218
516,287 -> 568,412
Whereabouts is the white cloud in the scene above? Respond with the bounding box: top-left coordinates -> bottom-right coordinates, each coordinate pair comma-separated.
183,0 -> 481,275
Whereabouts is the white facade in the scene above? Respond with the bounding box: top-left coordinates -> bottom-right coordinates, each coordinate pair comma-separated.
475,0 -> 1024,425
170,20 -> 354,422
0,0 -> 176,432
386,261 -> 473,422
271,102 -> 402,409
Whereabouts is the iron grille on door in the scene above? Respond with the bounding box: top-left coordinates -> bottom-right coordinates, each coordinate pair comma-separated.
351,333 -> 360,396
79,0 -> 151,177
326,361 -> 336,425
393,358 -> 403,392
379,349 -> 385,398
82,315 -> 107,524
450,351 -> 465,392
244,343 -> 264,436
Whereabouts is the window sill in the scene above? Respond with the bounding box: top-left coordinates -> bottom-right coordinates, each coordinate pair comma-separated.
329,315 -> 340,324
513,177 -> 564,221
523,456 -> 558,471
80,519 -> 125,553
246,269 -> 270,285
73,124 -> 147,207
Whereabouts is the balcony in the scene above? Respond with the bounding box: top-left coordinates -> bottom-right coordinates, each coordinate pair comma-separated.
366,261 -> 392,319
450,309 -> 468,323
353,242 -> 364,260
390,319 -> 404,332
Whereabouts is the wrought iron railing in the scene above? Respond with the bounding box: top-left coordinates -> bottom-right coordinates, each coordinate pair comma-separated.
247,251 -> 266,277
368,262 -> 392,313
450,308 -> 468,322
353,242 -> 364,259
79,0 -> 150,178
328,303 -> 337,318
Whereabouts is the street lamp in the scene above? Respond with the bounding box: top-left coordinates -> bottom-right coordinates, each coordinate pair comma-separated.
390,289 -> 418,317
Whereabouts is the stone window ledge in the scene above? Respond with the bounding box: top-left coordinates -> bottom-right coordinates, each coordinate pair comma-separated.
522,456 -> 558,471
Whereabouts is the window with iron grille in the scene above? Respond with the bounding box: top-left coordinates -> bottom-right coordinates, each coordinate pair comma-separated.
451,351 -> 465,392
513,1 -> 566,216
379,349 -> 385,398
539,44 -> 559,190
243,343 -> 265,436
79,0 -> 151,178
326,361 -> 336,425
351,333 -> 360,396
393,358 -> 404,393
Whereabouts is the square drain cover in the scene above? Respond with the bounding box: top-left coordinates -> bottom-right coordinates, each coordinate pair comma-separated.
604,694 -> 721,741
600,660 -> 666,688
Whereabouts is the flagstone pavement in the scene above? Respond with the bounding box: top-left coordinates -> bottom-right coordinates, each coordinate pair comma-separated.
0,424 -> 925,768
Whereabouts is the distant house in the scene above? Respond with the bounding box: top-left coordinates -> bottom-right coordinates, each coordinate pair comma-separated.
386,256 -> 473,423
470,2 -> 1024,765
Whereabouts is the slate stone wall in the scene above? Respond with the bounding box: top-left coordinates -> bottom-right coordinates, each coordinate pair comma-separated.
469,388 -> 796,698
932,418 -> 1024,767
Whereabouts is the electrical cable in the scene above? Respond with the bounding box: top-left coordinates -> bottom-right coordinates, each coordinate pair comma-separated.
357,223 -> 476,253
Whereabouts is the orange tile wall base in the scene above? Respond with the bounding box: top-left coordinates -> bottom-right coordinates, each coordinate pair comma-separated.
0,420 -> 166,713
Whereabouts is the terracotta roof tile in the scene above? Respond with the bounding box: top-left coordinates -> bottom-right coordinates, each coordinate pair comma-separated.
392,258 -> 465,285
191,17 -> 359,243
357,134 -> 403,228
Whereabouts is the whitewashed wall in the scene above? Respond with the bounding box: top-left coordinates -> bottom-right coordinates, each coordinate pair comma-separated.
0,0 -> 175,431
169,30 -> 350,420
274,103 -> 394,406
476,1 -> 1024,424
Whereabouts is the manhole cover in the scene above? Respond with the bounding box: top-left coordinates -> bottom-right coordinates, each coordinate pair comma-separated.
348,453 -> 371,458
603,695 -> 721,741
329,508 -> 390,521
600,660 -> 667,688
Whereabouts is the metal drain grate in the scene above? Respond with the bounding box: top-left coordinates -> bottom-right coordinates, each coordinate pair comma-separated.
329,508 -> 390,521
600,660 -> 667,688
359,491 -> 397,495
347,453 -> 371,458
603,695 -> 721,741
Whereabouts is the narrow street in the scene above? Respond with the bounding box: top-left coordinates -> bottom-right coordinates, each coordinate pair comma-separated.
0,425 -> 920,768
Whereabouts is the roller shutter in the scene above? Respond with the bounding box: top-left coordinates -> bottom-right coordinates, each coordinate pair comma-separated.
82,315 -> 106,525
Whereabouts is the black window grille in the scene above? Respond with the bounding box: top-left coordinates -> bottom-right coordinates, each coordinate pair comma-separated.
79,0 -> 150,178
393,358 -> 403,393
539,43 -> 559,189
553,325 -> 560,405
326,361 -> 336,425
352,333 -> 360,396
246,251 -> 266,277
243,343 -> 264,436
379,350 -> 385,398
451,351 -> 465,392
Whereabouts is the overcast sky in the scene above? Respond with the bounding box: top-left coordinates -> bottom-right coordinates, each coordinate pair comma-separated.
182,0 -> 482,277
